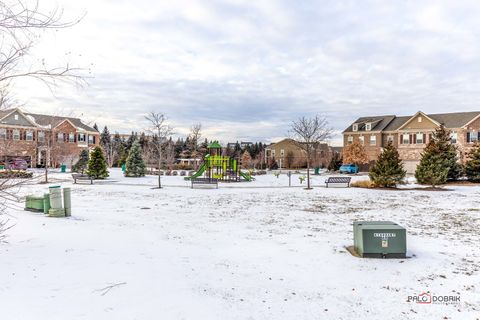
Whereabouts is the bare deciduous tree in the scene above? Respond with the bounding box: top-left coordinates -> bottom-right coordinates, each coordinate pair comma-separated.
0,0 -> 86,239
145,112 -> 173,188
290,115 -> 332,189
189,123 -> 202,151
0,0 -> 86,91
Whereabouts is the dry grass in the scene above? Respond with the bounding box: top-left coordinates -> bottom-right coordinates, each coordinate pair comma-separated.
350,180 -> 374,188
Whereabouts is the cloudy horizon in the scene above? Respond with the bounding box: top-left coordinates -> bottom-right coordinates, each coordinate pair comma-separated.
10,0 -> 480,145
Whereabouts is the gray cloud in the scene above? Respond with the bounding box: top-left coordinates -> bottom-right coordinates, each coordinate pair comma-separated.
11,0 -> 480,145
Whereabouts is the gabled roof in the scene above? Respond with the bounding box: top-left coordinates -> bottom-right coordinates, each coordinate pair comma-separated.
0,108 -> 38,127
397,111 -> 440,130
346,111 -> 480,133
343,115 -> 396,133
24,112 -> 97,132
428,111 -> 480,128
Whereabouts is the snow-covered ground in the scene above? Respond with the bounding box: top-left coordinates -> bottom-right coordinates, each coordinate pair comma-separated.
1,168 -> 479,320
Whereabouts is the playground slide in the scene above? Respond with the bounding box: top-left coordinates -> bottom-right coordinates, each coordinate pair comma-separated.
185,163 -> 207,180
239,171 -> 253,182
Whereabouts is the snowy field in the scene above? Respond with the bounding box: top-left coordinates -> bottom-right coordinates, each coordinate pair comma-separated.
1,168 -> 479,320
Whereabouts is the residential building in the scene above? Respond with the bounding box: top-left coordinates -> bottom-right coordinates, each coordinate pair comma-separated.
265,138 -> 338,169
343,111 -> 480,173
0,108 -> 100,168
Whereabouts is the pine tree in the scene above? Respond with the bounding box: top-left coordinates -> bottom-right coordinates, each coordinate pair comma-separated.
100,126 -> 112,166
415,125 -> 463,186
369,142 -> 406,187
125,141 -> 146,177
93,123 -> 99,131
73,149 -> 89,173
87,146 -> 109,179
465,142 -> 480,182
432,125 -> 463,180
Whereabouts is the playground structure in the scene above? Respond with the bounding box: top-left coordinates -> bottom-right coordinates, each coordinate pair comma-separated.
185,141 -> 252,182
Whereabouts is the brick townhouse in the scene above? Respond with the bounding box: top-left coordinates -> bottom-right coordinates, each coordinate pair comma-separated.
0,108 -> 100,168
343,111 -> 480,173
265,138 -> 339,169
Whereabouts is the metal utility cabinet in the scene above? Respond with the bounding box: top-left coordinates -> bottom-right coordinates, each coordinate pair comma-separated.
354,221 -> 407,258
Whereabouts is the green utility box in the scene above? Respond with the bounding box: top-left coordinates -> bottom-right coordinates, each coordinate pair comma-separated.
25,195 -> 45,212
353,221 -> 406,258
60,164 -> 67,173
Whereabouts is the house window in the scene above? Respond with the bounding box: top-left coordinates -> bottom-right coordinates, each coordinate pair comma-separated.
69,133 -> 75,142
451,132 -> 457,144
387,135 -> 394,144
416,133 -> 424,144
0,128 -> 5,140
38,131 -> 45,142
78,133 -> 86,142
469,131 -> 478,143
26,131 -> 33,141
57,132 -> 64,142
14,114 -> 18,120
280,149 -> 285,156
359,136 -> 365,145
402,134 -> 410,144
13,129 -> 20,140
271,150 -> 276,156
418,117 -> 422,123
352,124 -> 358,132
88,135 -> 94,144
347,136 -> 353,144
370,135 -> 376,146
365,123 -> 371,131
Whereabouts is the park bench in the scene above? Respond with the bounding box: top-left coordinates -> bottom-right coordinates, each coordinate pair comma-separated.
72,173 -> 94,184
191,177 -> 218,189
325,176 -> 351,188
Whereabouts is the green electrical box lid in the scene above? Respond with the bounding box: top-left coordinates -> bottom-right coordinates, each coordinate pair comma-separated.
49,186 -> 61,189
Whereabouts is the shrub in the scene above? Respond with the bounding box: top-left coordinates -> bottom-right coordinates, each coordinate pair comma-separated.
0,170 -> 33,179
351,180 -> 374,188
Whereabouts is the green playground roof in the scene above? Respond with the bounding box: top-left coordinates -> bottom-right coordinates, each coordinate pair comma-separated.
207,141 -> 222,149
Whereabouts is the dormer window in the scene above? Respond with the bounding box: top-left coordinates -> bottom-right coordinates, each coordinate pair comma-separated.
14,114 -> 18,120
365,123 -> 371,131
418,117 -> 422,123
352,124 -> 358,132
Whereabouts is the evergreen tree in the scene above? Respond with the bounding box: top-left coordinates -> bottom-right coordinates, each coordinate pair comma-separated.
93,123 -> 99,131
369,142 -> 406,187
73,149 -> 89,173
328,152 -> 342,171
100,126 -> 112,165
125,141 -> 146,177
465,142 -> 480,182
415,125 -> 462,186
431,125 -> 463,180
111,133 -> 125,167
87,146 -> 109,179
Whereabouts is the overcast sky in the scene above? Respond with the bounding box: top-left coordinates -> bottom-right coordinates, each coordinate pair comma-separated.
11,0 -> 480,145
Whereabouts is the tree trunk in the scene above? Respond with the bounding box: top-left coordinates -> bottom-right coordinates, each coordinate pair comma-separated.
306,147 -> 312,189
157,150 -> 162,188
